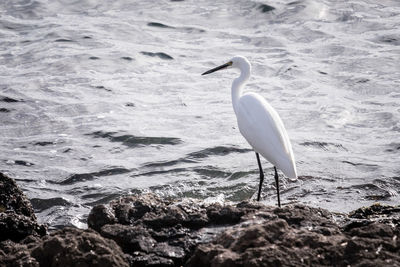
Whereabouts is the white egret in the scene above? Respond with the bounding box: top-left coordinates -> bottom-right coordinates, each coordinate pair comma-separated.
202,56 -> 297,207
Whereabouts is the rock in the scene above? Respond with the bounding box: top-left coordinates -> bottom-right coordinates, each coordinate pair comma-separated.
342,221 -> 400,265
131,251 -> 175,267
87,204 -> 117,232
187,204 -> 400,267
109,194 -> 170,225
30,227 -> 130,267
0,172 -> 36,220
87,194 -> 341,266
2,173 -> 399,267
1,227 -> 131,267
0,212 -> 46,242
0,173 -> 47,242
0,238 -> 39,266
206,203 -> 244,224
87,193 -> 400,266
88,194 -> 268,266
88,194 -> 213,266
0,173 -> 130,267
99,224 -> 156,253
348,203 -> 400,225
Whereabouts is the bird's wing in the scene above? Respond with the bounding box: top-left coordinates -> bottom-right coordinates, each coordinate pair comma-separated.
236,92 -> 297,178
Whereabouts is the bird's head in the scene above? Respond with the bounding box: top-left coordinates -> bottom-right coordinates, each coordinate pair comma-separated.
202,55 -> 250,75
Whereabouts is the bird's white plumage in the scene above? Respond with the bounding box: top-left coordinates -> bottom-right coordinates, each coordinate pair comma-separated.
202,55 -> 298,203
236,92 -> 297,178
228,56 -> 297,179
202,55 -> 298,190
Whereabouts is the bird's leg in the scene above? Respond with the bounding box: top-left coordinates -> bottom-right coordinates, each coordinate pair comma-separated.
256,153 -> 264,201
274,166 -> 281,207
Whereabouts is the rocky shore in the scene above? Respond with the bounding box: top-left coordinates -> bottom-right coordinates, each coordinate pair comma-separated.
1,172 -> 399,266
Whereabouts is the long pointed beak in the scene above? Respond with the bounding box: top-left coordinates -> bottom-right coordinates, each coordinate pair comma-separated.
202,61 -> 232,75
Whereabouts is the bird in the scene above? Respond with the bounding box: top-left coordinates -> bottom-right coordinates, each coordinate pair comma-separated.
202,56 -> 297,207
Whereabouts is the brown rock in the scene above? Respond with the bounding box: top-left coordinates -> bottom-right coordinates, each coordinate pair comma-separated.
0,172 -> 36,220
31,227 -> 130,267
0,212 -> 46,242
0,239 -> 39,266
0,173 -> 47,242
186,204 -> 400,267
90,196 -> 203,266
87,204 -> 117,232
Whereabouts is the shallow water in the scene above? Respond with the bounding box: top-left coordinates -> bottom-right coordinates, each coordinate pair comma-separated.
0,0 -> 399,228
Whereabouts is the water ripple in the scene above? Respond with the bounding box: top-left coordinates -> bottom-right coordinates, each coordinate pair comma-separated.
87,131 -> 182,148
51,167 -> 131,185
0,0 -> 399,227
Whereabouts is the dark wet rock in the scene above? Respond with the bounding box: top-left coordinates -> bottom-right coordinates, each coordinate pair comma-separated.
87,204 -> 117,232
206,203 -> 244,224
1,228 -> 130,266
0,212 -> 47,242
88,194 -> 229,266
0,173 -> 44,264
187,203 -> 400,267
0,108 -> 10,112
132,251 -> 175,266
0,172 -> 36,218
87,194 -> 400,266
348,202 -> 400,221
31,227 -> 130,267
343,203 -> 400,248
0,172 -> 47,242
99,195 -> 398,267
342,220 -> 400,265
0,238 -> 39,266
0,175 -> 128,266
0,173 -> 129,266
186,204 -> 345,266
2,175 -> 400,266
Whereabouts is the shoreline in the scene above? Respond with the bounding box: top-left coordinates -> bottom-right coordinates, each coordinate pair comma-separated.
1,172 -> 399,266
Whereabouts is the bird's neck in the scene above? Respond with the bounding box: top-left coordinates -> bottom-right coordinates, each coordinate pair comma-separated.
231,68 -> 250,114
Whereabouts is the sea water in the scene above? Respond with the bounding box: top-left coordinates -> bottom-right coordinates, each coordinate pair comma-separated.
0,0 -> 399,228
